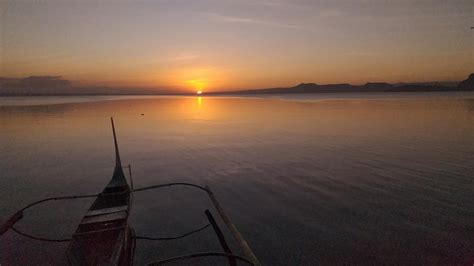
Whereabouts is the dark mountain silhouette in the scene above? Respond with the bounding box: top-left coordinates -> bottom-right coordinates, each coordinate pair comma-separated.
1,73 -> 473,96
393,81 -> 459,87
209,73 -> 473,95
457,73 -> 474,90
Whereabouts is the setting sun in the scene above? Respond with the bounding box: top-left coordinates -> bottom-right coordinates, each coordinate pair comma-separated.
196,90 -> 202,95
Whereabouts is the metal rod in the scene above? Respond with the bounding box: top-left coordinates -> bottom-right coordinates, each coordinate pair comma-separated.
133,182 -> 210,194
205,210 -> 236,266
11,226 -> 71,242
134,223 -> 210,241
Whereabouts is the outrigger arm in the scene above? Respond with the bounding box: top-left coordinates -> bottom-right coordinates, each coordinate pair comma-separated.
0,118 -> 260,265
0,183 -> 261,266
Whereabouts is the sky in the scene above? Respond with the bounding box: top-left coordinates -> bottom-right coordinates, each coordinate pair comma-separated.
1,0 -> 472,92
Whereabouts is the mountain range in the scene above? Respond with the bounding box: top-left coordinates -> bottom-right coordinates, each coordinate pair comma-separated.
209,73 -> 474,95
1,73 -> 473,96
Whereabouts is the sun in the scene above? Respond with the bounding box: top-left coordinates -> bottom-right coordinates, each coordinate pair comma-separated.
196,90 -> 202,95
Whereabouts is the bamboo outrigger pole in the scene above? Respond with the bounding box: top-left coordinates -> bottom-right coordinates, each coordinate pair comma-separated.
205,185 -> 261,266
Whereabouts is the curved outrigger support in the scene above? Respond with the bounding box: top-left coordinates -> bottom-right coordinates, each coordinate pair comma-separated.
0,118 -> 260,266
0,193 -> 99,236
0,182 -> 261,266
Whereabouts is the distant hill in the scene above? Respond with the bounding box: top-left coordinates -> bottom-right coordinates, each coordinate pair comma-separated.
1,73 -> 473,96
392,81 -> 459,87
457,73 -> 474,90
209,73 -> 473,95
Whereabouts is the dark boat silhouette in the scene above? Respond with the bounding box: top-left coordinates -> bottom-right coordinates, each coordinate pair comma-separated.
0,118 -> 260,265
65,118 -> 134,265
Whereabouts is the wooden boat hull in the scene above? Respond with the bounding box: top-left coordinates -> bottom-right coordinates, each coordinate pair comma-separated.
65,187 -> 132,265
65,118 -> 133,265
66,226 -> 133,265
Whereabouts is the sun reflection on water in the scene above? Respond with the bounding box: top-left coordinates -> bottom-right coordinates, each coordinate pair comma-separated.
197,96 -> 202,107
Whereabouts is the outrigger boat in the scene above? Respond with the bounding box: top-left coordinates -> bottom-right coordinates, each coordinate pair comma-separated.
0,118 -> 260,266
65,118 -> 134,265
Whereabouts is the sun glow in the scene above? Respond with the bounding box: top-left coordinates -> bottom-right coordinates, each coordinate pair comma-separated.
196,90 -> 202,95
173,67 -> 231,93
187,78 -> 207,91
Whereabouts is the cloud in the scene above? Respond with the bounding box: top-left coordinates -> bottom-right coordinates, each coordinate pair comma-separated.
0,76 -> 72,95
234,0 -> 303,9
0,76 -> 180,95
204,12 -> 302,29
169,54 -> 200,61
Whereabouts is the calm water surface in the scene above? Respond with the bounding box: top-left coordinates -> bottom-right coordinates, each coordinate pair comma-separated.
1,94 -> 473,265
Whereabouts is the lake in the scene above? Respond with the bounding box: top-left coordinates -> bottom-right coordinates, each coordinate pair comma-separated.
1,93 -> 473,265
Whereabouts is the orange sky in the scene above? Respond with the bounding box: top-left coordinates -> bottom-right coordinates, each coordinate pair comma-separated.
1,0 -> 472,92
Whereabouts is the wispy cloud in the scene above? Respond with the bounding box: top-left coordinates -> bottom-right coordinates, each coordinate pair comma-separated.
234,0 -> 303,9
169,54 -> 200,61
204,12 -> 302,29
